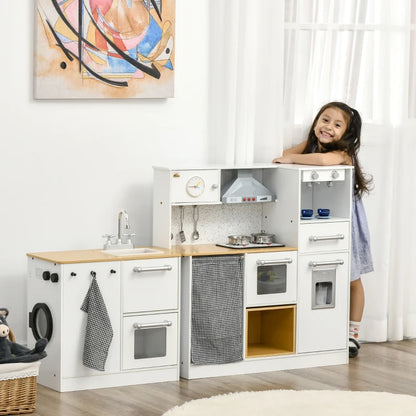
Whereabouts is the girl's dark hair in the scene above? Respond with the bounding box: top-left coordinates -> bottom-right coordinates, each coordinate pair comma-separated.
303,101 -> 373,196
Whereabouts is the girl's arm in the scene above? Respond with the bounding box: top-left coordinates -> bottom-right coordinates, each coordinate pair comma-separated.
273,150 -> 350,166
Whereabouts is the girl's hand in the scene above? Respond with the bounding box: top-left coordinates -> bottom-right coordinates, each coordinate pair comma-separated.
272,155 -> 293,164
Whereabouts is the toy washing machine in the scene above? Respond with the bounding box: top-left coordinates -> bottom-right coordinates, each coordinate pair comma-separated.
27,257 -> 62,390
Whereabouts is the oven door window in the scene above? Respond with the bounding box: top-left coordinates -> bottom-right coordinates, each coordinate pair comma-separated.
257,264 -> 287,295
134,327 -> 167,359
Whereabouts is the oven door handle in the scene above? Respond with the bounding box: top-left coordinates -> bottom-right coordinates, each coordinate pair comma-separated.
309,234 -> 345,242
132,265 -> 172,273
133,321 -> 172,330
309,259 -> 344,268
256,258 -> 293,266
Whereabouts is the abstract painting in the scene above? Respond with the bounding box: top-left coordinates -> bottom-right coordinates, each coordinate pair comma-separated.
35,0 -> 175,99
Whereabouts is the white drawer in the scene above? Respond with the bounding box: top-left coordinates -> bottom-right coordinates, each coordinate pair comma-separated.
299,222 -> 350,253
122,312 -> 178,370
121,258 -> 179,313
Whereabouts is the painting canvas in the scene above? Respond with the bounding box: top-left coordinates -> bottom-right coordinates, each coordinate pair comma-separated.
34,0 -> 175,99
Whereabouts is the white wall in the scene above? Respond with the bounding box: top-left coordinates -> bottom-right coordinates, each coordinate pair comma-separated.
0,1 -> 212,342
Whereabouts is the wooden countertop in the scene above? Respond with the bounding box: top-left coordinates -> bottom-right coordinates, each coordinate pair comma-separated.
173,244 -> 296,257
27,245 -> 297,264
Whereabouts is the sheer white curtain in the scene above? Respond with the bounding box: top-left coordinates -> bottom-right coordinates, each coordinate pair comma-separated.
207,0 -> 285,164
209,0 -> 416,342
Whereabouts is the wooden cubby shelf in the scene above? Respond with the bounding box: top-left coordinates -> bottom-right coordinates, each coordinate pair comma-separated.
246,305 -> 296,358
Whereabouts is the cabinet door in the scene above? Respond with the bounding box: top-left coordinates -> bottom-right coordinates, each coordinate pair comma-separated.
122,312 -> 178,370
297,252 -> 349,353
170,169 -> 221,204
122,257 -> 179,313
245,251 -> 297,307
62,262 -> 121,378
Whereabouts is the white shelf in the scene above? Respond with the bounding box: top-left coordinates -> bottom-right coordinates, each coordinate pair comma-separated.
299,216 -> 349,224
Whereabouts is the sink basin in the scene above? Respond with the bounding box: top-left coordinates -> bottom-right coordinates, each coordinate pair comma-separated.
102,248 -> 163,256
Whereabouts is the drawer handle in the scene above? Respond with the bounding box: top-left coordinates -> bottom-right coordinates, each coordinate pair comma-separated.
132,265 -> 172,273
309,234 -> 345,242
256,258 -> 293,266
133,321 -> 172,330
309,259 -> 344,267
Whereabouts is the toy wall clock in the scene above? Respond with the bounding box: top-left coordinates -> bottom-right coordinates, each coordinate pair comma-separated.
186,176 -> 205,198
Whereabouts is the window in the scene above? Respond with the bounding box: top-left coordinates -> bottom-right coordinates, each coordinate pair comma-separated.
284,0 -> 416,124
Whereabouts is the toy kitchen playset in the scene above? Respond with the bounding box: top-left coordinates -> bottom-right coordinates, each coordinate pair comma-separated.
27,163 -> 353,391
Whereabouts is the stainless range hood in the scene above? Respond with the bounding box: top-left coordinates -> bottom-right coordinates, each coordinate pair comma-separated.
221,170 -> 275,203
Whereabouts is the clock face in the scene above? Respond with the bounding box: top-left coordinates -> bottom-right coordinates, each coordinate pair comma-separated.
186,176 -> 205,197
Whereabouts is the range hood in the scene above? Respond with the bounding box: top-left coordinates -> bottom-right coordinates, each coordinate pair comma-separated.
221,170 -> 275,203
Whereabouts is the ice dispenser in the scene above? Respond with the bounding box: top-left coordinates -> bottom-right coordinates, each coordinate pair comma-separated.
310,260 -> 344,309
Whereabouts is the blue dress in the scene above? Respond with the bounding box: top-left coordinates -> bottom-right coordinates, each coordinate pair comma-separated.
350,192 -> 374,281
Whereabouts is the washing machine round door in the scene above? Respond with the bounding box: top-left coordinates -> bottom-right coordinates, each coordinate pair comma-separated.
29,303 -> 53,342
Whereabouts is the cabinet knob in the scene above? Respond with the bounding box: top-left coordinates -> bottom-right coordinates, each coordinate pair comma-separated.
70,272 -> 77,277
110,269 -> 117,274
331,170 -> 339,179
50,273 -> 59,283
311,170 -> 319,180
42,271 -> 51,281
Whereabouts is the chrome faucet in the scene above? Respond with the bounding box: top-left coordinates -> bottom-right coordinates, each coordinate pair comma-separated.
117,210 -> 130,244
103,209 -> 135,249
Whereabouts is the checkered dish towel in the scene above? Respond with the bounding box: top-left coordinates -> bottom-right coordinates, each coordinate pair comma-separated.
81,275 -> 113,371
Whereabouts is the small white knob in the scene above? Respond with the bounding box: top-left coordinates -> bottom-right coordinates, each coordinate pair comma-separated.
311,171 -> 319,180
211,183 -> 219,189
331,170 -> 339,179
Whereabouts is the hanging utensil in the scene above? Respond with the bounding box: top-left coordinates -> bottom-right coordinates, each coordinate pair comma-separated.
192,205 -> 200,240
179,206 -> 186,243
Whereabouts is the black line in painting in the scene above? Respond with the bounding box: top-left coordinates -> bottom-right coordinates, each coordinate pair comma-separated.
150,0 -> 162,21
64,49 -> 129,87
46,20 -> 73,62
46,20 -> 127,87
78,0 -> 83,73
49,0 -> 98,51
83,7 -> 161,79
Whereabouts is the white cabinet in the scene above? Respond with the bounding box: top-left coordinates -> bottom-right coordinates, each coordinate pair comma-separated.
169,169 -> 221,204
264,165 -> 353,357
62,262 -> 121,378
121,257 -> 180,373
297,252 -> 349,353
27,255 -> 180,392
153,165 -> 278,248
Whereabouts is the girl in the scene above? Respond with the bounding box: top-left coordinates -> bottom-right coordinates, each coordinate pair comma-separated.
273,102 -> 373,358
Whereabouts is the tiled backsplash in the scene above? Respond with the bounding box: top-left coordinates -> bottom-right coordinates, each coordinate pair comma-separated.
170,204 -> 265,245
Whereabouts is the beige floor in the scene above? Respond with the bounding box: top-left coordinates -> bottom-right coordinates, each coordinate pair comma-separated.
33,339 -> 416,416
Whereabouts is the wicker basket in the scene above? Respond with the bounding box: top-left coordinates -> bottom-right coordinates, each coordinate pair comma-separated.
0,362 -> 40,415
